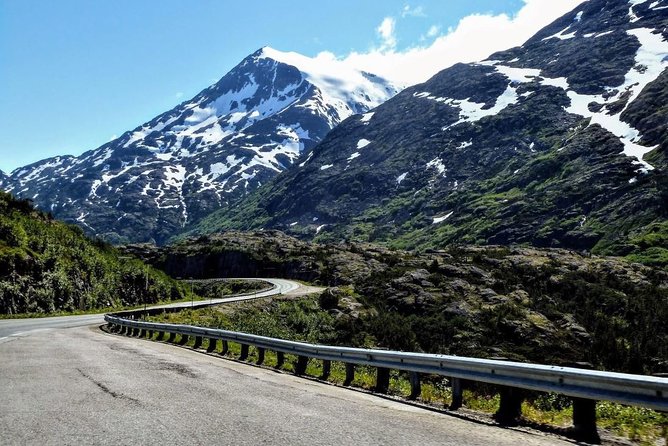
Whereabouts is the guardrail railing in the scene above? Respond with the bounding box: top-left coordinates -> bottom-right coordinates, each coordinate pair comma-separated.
105,313 -> 667,444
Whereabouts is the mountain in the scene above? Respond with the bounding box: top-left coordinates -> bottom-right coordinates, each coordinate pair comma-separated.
186,0 -> 668,263
0,48 -> 398,244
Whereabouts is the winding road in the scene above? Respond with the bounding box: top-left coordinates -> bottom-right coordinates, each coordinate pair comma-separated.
0,278 -> 571,445
0,278 -> 298,339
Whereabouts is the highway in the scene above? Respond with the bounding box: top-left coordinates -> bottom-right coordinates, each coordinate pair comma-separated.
0,278 -> 571,445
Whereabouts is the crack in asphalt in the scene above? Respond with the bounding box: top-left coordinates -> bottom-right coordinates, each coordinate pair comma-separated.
76,368 -> 141,405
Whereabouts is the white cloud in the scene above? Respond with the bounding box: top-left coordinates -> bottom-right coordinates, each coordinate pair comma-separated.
402,5 -> 426,18
338,0 -> 586,86
423,24 -> 441,40
376,17 -> 397,51
426,25 -> 440,38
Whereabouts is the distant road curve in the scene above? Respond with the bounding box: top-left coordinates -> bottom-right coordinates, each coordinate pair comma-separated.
0,278 -> 299,340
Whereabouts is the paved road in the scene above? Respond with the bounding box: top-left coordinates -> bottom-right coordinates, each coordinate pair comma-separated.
0,325 -> 573,446
0,278 -> 298,339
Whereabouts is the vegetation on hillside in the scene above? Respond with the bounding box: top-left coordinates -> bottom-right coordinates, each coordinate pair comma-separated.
133,232 -> 668,375
0,191 -> 186,315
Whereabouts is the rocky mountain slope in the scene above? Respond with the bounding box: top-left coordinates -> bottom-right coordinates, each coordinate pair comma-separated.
188,0 -> 668,263
125,230 -> 668,374
0,48 -> 398,244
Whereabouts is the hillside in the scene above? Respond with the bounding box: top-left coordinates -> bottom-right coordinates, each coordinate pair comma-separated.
0,48 -> 398,245
125,231 -> 668,374
0,191 -> 185,315
184,0 -> 668,264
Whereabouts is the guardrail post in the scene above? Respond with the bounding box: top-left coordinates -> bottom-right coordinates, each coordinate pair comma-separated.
450,378 -> 463,410
321,360 -> 331,380
177,334 -> 189,345
375,367 -> 390,394
139,329 -> 147,338
220,340 -> 229,355
239,344 -> 249,360
206,338 -> 217,353
193,336 -> 202,350
565,362 -> 600,443
167,332 -> 176,343
148,330 -> 153,338
275,351 -> 285,368
295,356 -> 308,376
344,363 -> 355,386
257,348 -> 265,365
494,386 -> 523,425
409,372 -> 421,400
571,397 -> 600,444
156,331 -> 165,341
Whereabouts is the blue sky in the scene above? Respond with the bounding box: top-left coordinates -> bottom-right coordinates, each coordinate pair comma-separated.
0,0 -> 582,173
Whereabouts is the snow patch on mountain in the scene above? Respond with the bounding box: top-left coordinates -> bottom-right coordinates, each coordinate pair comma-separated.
357,139 -> 371,149
419,84 -> 520,130
360,112 -> 375,123
426,158 -> 447,177
433,212 -> 454,224
435,25 -> 668,172
542,26 -> 577,41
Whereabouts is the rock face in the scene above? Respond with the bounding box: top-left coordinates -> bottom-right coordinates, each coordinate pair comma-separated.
189,0 -> 668,260
0,48 -> 398,244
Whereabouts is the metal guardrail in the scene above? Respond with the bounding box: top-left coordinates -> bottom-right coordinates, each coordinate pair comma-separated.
105,313 -> 668,443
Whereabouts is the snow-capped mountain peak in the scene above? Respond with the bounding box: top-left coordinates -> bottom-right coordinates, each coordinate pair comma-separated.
1,47 -> 400,244
258,46 -> 400,119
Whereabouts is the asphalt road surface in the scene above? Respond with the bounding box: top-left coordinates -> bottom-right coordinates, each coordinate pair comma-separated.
0,279 -> 573,446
